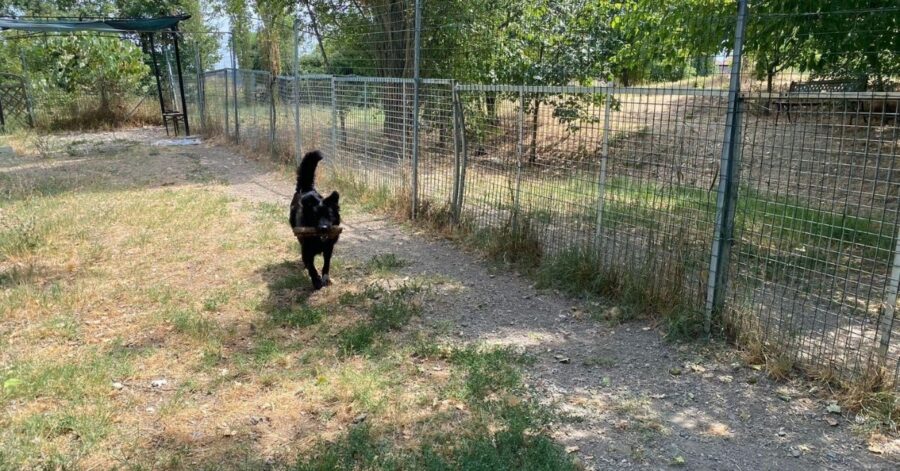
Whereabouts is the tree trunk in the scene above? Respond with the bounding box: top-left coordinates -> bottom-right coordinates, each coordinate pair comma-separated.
369,0 -> 413,155
486,92 -> 498,125
304,1 -> 330,70
765,65 -> 775,115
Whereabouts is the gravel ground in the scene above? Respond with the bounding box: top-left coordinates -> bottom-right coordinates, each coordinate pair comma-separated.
17,128 -> 899,470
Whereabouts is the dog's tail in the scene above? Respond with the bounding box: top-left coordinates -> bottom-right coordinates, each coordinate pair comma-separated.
297,151 -> 324,192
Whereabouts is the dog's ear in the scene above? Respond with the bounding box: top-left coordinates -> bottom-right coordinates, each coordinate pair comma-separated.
323,191 -> 340,206
300,193 -> 318,207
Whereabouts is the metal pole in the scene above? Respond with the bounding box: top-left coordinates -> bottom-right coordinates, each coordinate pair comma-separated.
269,72 -> 276,157
704,0 -> 748,334
293,18 -> 302,166
147,33 -> 169,136
17,50 -> 34,127
512,88 -> 525,229
363,81 -> 369,159
194,40 -> 206,133
330,76 -> 338,159
878,227 -> 900,359
456,93 -> 469,213
594,89 -> 613,246
402,83 -> 408,160
451,81 -> 461,217
223,68 -> 230,138
0,86 -> 5,131
172,29 -> 190,136
230,33 -> 239,142
410,0 -> 423,218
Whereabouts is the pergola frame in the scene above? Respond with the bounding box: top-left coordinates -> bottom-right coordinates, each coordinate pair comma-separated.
0,15 -> 192,135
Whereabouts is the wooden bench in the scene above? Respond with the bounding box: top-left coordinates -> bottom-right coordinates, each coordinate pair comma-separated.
774,79 -> 866,124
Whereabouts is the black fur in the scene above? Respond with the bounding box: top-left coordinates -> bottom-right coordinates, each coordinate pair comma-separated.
290,151 -> 341,290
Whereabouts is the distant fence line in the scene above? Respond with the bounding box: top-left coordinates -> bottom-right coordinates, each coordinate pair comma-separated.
183,62 -> 900,389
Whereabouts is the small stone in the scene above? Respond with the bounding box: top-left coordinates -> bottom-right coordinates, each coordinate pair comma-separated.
669,367 -> 682,376
791,448 -> 801,458
777,429 -> 786,437
826,403 -> 841,414
352,413 -> 368,424
778,394 -> 791,402
746,376 -> 758,385
112,382 -> 124,390
555,355 -> 571,364
826,416 -> 839,427
565,446 -> 580,454
151,379 -> 168,388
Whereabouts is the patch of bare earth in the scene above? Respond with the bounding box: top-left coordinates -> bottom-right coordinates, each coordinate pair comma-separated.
2,128 -> 897,469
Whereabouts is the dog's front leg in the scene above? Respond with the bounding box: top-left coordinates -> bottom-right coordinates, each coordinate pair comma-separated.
301,244 -> 323,290
322,243 -> 334,286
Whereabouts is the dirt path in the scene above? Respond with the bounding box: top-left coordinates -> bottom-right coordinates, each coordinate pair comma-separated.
63,130 -> 898,470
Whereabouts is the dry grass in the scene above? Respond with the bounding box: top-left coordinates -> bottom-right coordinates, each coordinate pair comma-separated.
725,308 -> 898,436
0,133 -> 574,469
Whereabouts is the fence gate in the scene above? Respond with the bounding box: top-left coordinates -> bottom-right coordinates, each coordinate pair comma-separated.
0,73 -> 33,131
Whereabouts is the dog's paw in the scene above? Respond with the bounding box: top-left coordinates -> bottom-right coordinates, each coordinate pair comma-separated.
322,274 -> 331,286
312,278 -> 324,290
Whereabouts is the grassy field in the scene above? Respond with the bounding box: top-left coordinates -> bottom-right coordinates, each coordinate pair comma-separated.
0,136 -> 575,469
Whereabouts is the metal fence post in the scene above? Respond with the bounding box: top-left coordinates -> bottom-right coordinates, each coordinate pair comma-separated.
450,81 -> 461,218
330,76 -> 338,159
230,33 -> 240,142
293,19 -> 302,166
511,87 -> 525,229
18,50 -> 35,127
269,73 -> 276,157
410,0 -> 422,218
705,0 -> 748,334
402,83 -> 408,160
594,88 -> 613,247
456,92 -> 469,215
878,230 -> 900,360
223,68 -> 230,138
194,43 -> 206,133
363,80 -> 369,163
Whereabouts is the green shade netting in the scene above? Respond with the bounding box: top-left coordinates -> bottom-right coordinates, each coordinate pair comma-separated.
0,15 -> 190,33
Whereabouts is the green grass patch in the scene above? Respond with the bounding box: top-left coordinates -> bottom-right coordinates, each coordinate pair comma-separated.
1,349 -> 132,402
365,253 -> 407,273
271,303 -> 326,328
294,343 -> 574,471
166,308 -> 218,341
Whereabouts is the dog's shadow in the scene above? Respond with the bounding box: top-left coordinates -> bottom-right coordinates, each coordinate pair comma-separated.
256,260 -> 316,318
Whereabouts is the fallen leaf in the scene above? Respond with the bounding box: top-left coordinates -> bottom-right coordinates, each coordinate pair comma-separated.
671,455 -> 686,466
826,403 -> 841,414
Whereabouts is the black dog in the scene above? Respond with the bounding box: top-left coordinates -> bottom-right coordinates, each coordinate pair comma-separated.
290,151 -> 340,290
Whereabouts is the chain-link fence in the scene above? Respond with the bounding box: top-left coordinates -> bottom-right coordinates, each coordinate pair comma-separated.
187,1 -> 900,388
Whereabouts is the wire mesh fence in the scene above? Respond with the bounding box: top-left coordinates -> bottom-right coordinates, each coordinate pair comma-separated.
179,0 -> 900,389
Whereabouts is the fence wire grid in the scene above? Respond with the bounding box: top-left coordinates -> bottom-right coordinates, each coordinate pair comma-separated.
177,1 -> 900,388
